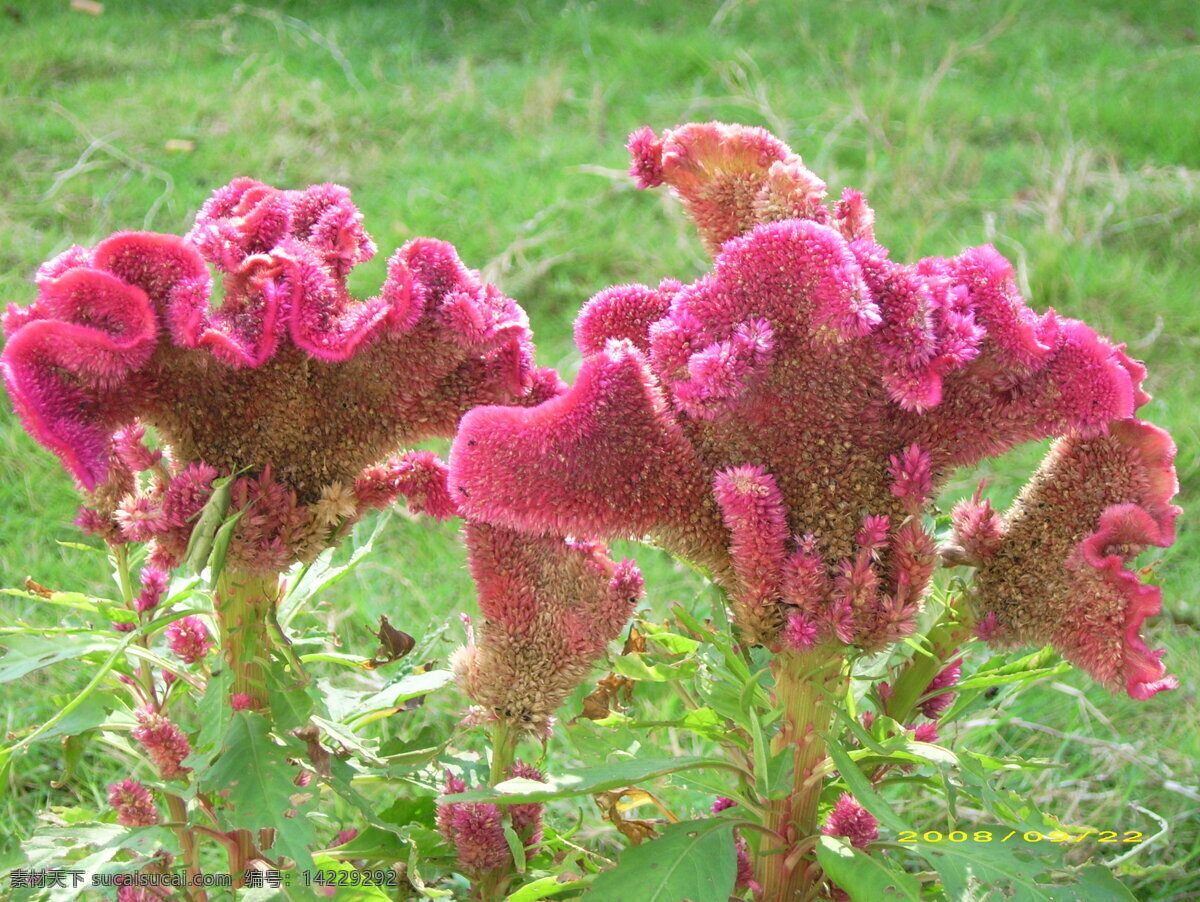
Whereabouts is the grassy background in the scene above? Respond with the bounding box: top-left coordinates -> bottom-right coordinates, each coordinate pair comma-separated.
0,0 -> 1197,897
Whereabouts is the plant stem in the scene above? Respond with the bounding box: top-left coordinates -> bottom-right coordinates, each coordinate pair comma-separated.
214,569 -> 280,710
754,651 -> 843,901
489,718 -> 517,785
473,719 -> 521,902
165,793 -> 208,902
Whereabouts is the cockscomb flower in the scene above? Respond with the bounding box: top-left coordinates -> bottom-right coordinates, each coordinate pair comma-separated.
164,615 -> 212,664
450,121 -> 1172,671
107,778 -> 159,827
437,763 -> 545,876
964,419 -> 1181,699
131,708 -> 191,780
2,177 -> 542,572
450,523 -> 644,732
822,793 -> 879,849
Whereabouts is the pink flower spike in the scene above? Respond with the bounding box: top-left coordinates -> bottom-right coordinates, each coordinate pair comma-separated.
714,465 -> 790,642
452,523 -> 642,731
231,693 -> 255,711
782,610 -> 820,651
626,126 -> 666,189
857,515 -> 890,552
948,485 -> 1004,564
108,778 -> 159,827
823,793 -> 879,849
919,656 -> 961,720
131,708 -> 191,779
165,616 -> 212,665
911,722 -> 939,744
888,444 -> 934,512
135,567 -> 169,614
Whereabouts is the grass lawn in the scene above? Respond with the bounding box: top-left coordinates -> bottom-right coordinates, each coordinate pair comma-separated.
1,0 -> 1197,898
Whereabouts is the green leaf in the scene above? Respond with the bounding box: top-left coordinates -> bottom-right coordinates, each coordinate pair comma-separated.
823,738 -> 911,833
506,875 -> 594,901
582,819 -> 736,902
308,856 -> 393,900
642,630 -> 700,655
0,632 -> 116,682
348,668 -> 455,718
444,756 -> 741,805
815,836 -> 922,901
911,831 -> 1137,901
200,712 -> 317,872
611,653 -> 699,682
185,667 -> 233,772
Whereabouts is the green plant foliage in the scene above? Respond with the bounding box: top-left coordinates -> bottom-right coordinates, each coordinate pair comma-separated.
581,819 -> 736,902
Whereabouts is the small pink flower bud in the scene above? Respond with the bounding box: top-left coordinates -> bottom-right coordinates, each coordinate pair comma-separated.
919,656 -> 962,720
135,567 -> 168,614
823,793 -> 879,849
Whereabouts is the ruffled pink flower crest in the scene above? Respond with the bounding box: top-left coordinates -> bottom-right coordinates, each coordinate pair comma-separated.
450,122 -> 1178,691
3,178 -> 536,501
967,419 -> 1180,699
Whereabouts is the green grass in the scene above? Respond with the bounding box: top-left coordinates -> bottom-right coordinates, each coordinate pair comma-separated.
0,0 -> 1197,897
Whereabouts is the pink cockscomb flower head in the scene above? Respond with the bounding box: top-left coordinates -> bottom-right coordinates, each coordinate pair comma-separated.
822,793 -> 879,849
2,178 -> 542,572
450,121 -> 1171,669
969,419 -> 1181,699
450,523 -> 644,732
437,764 -> 544,876
107,778 -> 159,827
131,707 -> 191,780
164,615 -> 212,665
230,693 -> 255,711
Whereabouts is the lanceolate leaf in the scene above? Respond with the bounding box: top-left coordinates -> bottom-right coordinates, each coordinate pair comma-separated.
0,633 -> 116,682
582,819 -> 736,902
815,836 -> 922,901
442,756 -> 741,806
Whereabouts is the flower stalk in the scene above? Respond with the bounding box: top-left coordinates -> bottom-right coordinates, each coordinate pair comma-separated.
214,569 -> 280,710
756,652 -> 844,901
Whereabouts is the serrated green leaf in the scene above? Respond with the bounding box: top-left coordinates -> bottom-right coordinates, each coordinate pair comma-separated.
200,712 -> 317,872
816,836 -> 922,901
583,819 -> 735,902
912,831 -> 1137,901
444,756 -> 740,805
185,667 -> 233,773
